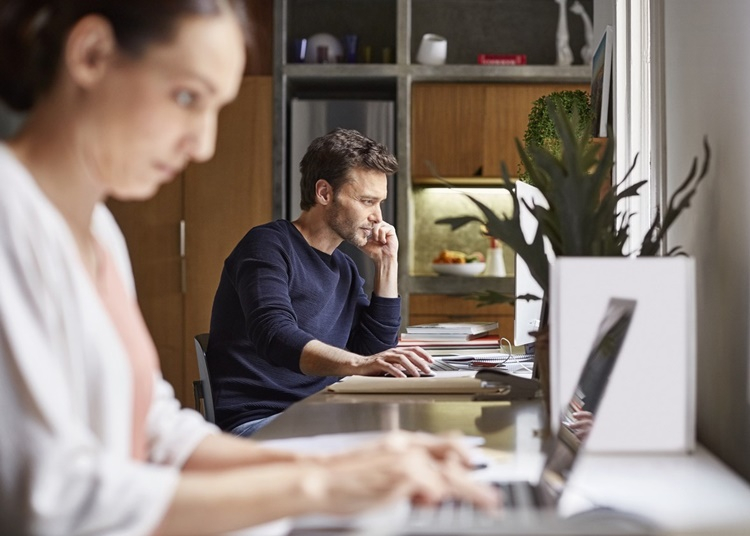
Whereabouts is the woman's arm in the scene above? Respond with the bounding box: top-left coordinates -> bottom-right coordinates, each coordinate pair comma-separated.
156,432 -> 500,536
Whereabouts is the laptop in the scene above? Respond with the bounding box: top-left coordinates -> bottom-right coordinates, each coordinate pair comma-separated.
390,297 -> 655,535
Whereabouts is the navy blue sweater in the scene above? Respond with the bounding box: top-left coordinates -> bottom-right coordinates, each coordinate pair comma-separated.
207,220 -> 401,430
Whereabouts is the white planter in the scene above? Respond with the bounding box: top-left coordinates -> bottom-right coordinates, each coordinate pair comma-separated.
550,257 -> 696,453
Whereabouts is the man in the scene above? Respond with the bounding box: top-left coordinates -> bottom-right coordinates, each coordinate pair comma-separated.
207,128 -> 433,436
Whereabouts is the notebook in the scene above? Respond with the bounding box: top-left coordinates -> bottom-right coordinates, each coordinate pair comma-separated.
389,297 -> 656,535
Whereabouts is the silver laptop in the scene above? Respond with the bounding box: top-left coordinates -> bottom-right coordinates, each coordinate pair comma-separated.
392,297 -> 655,535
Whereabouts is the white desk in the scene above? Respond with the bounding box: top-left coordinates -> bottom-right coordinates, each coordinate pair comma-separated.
252,389 -> 750,535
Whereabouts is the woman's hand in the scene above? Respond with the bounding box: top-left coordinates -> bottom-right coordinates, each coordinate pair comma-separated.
302,431 -> 501,515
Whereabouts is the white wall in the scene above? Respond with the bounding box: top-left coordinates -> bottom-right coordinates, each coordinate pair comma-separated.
664,0 -> 750,480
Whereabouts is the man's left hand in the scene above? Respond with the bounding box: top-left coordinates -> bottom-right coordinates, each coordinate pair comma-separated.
359,221 -> 398,264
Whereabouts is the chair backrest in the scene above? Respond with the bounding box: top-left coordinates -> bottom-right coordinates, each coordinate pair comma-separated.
193,333 -> 215,423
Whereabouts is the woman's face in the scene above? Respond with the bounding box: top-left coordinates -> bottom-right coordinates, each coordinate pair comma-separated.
82,11 -> 246,200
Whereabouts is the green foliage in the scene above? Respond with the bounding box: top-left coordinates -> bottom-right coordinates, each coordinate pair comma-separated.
518,90 -> 593,184
436,97 -> 711,306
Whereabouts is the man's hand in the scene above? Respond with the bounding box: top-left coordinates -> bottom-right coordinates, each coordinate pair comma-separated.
359,221 -> 398,265
301,341 -> 434,377
352,346 -> 434,377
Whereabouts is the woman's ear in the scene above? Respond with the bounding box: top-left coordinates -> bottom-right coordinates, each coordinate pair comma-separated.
315,179 -> 333,205
64,15 -> 117,89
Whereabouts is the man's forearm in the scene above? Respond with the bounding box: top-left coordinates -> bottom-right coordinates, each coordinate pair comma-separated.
372,258 -> 398,298
299,339 -> 363,376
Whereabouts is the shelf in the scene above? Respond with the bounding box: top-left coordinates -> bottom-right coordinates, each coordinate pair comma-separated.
283,63 -> 591,83
409,275 -> 515,295
412,176 -> 512,187
408,64 -> 591,83
284,63 -> 401,79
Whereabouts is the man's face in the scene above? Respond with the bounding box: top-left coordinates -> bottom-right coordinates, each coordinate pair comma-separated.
326,168 -> 388,247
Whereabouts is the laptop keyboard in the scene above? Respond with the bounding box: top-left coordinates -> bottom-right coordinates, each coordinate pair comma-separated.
405,481 -> 541,530
430,360 -> 462,371
408,500 -> 497,529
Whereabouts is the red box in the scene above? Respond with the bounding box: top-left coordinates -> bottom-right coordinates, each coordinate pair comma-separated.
477,54 -> 527,66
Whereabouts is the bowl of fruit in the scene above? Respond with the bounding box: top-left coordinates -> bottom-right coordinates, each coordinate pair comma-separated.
431,250 -> 486,276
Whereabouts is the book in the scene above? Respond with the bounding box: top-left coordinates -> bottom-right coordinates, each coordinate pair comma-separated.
399,331 -> 490,342
477,53 -> 527,66
397,335 -> 500,351
405,321 -> 498,335
397,340 -> 501,355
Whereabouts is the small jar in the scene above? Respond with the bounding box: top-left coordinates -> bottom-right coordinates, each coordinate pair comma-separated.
485,238 -> 506,277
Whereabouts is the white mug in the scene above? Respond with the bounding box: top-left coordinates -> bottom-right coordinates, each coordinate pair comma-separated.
416,33 -> 447,65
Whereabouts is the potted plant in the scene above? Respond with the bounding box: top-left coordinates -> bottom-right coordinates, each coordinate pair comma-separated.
517,89 -> 594,185
435,98 -> 710,432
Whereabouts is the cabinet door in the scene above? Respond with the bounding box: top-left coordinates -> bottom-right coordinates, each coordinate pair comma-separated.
482,83 -> 589,177
411,84 -> 488,179
182,76 -> 273,402
412,82 -> 590,180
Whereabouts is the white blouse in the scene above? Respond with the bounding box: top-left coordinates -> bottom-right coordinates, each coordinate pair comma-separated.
0,144 -> 219,535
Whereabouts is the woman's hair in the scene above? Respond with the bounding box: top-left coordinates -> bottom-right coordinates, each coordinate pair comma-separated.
298,128 -> 398,211
0,0 -> 250,111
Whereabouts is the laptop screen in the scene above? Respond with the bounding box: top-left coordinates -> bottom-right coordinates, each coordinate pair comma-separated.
536,297 -> 637,506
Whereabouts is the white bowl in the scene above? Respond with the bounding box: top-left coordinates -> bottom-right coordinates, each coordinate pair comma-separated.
304,33 -> 344,63
432,262 -> 486,277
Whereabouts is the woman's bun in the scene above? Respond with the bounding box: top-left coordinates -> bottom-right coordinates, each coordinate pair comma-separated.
0,1 -> 56,111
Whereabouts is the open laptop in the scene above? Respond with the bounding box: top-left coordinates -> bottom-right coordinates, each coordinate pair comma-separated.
391,297 -> 654,535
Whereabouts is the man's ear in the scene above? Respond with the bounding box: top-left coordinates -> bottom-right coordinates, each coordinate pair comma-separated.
315,179 -> 333,205
64,15 -> 117,89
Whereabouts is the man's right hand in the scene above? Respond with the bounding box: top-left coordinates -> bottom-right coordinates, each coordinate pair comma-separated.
300,340 -> 434,377
353,346 -> 434,377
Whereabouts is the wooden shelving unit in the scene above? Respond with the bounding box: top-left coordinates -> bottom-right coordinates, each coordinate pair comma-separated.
272,0 -> 592,324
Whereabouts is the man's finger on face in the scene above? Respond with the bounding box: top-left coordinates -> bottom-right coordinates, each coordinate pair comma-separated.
372,222 -> 394,243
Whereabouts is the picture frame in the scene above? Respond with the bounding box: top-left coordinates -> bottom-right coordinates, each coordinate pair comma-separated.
590,25 -> 613,137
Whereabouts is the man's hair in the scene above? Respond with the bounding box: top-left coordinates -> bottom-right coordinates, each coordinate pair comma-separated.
298,128 -> 398,211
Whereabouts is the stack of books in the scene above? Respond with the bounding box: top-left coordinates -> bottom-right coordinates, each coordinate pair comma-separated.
400,321 -> 498,341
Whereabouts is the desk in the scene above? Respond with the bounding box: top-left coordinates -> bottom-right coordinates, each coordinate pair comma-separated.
253,390 -> 750,536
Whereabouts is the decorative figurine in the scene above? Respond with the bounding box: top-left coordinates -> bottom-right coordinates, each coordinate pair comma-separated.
570,0 -> 594,65
554,0 -> 574,66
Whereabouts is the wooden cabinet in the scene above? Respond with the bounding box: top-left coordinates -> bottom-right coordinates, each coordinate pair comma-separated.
182,76 -> 273,402
108,76 -> 273,407
411,82 -> 590,181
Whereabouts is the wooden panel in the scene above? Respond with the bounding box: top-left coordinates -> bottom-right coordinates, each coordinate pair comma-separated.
483,82 -> 590,177
183,76 -> 273,401
107,180 -> 185,401
408,294 -> 515,340
244,0 -> 273,75
411,84 -> 488,178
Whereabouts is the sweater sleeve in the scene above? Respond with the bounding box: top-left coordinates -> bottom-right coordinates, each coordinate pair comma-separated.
227,227 -> 315,370
347,293 -> 402,355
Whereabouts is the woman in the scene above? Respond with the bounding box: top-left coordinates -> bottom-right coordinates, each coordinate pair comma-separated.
0,1 -> 498,534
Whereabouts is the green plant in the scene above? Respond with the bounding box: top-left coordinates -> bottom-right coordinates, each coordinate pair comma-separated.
517,89 -> 594,184
436,97 -> 710,306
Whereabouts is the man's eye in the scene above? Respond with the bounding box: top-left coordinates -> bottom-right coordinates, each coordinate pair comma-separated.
175,90 -> 197,107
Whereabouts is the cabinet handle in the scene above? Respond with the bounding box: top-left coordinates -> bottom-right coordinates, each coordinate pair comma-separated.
180,220 -> 186,294
179,220 -> 186,258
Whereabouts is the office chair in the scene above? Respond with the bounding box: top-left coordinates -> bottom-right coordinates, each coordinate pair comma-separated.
192,333 -> 215,423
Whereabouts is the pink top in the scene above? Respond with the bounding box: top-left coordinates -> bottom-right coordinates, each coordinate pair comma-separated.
93,241 -> 158,461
